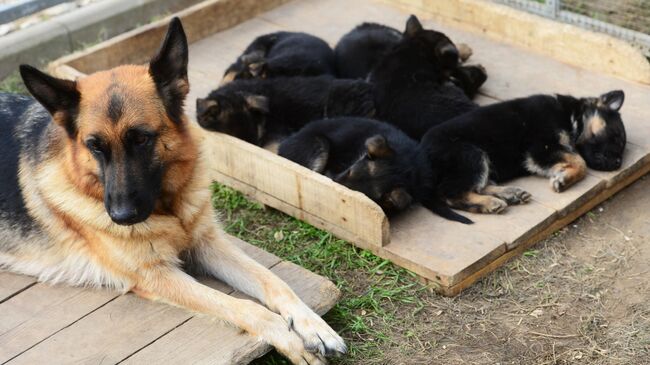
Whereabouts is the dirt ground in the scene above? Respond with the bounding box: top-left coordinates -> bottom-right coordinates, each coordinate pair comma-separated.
372,174 -> 650,365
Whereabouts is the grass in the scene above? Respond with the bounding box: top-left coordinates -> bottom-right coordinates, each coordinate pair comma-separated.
0,71 -> 28,94
211,183 -> 427,364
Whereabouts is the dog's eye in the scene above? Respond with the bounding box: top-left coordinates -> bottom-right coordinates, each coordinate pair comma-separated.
127,130 -> 152,147
85,138 -> 104,154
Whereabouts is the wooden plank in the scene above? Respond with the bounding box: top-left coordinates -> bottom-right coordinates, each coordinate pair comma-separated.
123,261 -> 341,365
588,142 -> 650,188
384,207 -> 506,287
0,285 -> 118,363
0,272 -> 35,304
199,131 -> 389,248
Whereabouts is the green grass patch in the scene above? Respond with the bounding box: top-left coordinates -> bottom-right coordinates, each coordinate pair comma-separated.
211,183 -> 426,364
0,71 -> 28,94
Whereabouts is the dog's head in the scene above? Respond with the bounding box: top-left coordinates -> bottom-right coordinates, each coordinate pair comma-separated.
20,17 -> 196,226
401,15 -> 459,74
333,135 -> 414,213
196,88 -> 269,145
561,90 -> 626,171
221,51 -> 267,85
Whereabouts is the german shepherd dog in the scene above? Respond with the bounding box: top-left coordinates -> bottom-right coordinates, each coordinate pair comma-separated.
419,91 -> 626,219
0,18 -> 345,364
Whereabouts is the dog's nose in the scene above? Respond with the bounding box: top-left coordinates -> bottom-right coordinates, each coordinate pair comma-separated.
109,205 -> 139,225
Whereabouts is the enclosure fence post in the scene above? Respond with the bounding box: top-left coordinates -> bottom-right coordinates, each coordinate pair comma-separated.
547,0 -> 560,19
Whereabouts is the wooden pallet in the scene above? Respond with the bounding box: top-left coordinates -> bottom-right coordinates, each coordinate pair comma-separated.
49,0 -> 650,296
0,235 -> 340,364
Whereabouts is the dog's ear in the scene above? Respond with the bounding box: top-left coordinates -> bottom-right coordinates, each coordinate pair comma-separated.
244,94 -> 269,113
19,64 -> 80,137
384,188 -> 412,211
196,98 -> 218,116
365,135 -> 394,159
599,90 -> 624,112
149,17 -> 189,124
404,15 -> 423,37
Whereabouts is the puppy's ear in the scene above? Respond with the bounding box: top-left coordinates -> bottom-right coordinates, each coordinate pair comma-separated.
248,61 -> 267,78
196,98 -> 218,116
244,94 -> 269,113
19,64 -> 80,137
384,188 -> 413,211
404,15 -> 423,37
365,135 -> 394,159
599,90 -> 624,112
149,17 -> 189,123
240,50 -> 264,65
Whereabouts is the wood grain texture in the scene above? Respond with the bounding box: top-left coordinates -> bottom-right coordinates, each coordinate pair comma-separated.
0,272 -> 35,304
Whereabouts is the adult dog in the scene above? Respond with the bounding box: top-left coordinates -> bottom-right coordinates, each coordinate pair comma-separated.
0,18 -> 345,364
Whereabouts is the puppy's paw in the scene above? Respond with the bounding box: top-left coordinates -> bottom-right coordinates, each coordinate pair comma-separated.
282,303 -> 347,357
497,186 -> 532,205
481,197 -> 508,214
550,171 -> 567,192
457,43 -> 473,62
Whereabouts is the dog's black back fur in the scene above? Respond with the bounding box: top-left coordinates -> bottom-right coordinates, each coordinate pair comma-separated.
0,93 -> 49,236
334,23 -> 402,79
224,32 -> 336,81
369,16 -> 483,140
197,76 -> 375,146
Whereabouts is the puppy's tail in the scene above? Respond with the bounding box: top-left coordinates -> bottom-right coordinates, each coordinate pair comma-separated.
423,199 -> 473,225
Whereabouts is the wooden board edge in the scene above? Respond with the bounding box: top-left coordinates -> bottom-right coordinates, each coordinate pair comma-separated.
380,0 -> 650,85
437,160 -> 650,296
48,0 -> 293,74
201,131 -> 390,248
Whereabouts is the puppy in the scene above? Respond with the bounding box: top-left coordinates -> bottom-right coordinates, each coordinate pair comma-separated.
278,118 -> 471,222
196,76 -> 375,147
419,91 -> 626,217
221,32 -> 336,84
369,15 -> 487,139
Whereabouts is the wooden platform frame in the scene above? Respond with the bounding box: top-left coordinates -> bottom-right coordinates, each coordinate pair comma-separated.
48,0 -> 650,296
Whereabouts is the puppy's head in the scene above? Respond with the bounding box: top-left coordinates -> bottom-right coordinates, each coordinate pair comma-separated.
402,15 -> 459,73
221,51 -> 267,85
570,90 -> 626,171
196,89 -> 269,145
20,17 -> 195,226
333,135 -> 413,213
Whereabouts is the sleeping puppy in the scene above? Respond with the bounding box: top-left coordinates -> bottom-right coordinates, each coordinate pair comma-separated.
279,118 -> 471,223
196,76 -> 375,148
221,32 -> 336,84
369,15 -> 487,140
419,90 -> 626,218
334,21 -> 475,81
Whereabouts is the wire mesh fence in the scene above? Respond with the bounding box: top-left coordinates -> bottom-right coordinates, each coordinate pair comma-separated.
493,0 -> 650,57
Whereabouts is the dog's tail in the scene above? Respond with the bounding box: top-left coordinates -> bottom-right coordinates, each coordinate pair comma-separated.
423,198 -> 473,225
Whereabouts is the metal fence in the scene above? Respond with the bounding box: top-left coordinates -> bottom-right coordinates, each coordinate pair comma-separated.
493,0 -> 650,57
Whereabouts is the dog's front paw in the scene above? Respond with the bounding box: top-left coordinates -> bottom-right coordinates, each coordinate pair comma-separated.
283,304 -> 347,357
260,312 -> 329,365
457,43 -> 473,62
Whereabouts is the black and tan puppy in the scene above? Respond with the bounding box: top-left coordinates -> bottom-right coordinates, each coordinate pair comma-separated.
0,18 -> 345,364
221,31 -> 336,84
335,21 -> 474,80
278,118 -> 471,222
196,76 -> 375,147
419,91 -> 626,216
369,15 -> 487,139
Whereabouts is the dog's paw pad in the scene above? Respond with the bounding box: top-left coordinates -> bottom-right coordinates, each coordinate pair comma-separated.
484,198 -> 508,214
